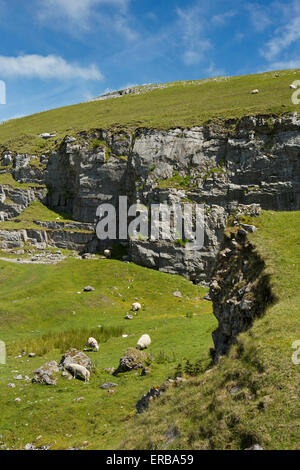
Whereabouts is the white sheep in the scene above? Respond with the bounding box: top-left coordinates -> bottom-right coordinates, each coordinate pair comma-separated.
290,84 -> 297,89
87,337 -> 99,352
136,334 -> 151,350
104,249 -> 111,259
251,89 -> 259,94
132,302 -> 142,312
65,363 -> 90,382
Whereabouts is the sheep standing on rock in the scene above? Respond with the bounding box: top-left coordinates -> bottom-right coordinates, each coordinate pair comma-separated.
132,302 -> 142,312
65,363 -> 90,382
136,334 -> 151,350
87,337 -> 99,352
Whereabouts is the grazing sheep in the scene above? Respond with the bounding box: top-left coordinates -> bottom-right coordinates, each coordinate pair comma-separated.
251,89 -> 259,94
87,337 -> 99,352
65,363 -> 90,382
104,249 -> 111,259
132,302 -> 142,312
136,334 -> 151,350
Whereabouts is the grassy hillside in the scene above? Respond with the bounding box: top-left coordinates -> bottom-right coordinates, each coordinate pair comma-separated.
0,69 -> 299,154
0,256 -> 215,450
121,211 -> 300,450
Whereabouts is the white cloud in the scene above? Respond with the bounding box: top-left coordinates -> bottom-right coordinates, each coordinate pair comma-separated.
260,59 -> 300,71
261,14 -> 300,61
211,10 -> 237,26
206,61 -> 226,77
0,55 -> 103,80
37,0 -> 137,40
38,0 -> 130,22
114,14 -> 139,41
246,3 -> 272,32
177,4 -> 212,66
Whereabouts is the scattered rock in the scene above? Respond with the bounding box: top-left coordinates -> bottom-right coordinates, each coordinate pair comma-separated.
59,348 -> 92,371
239,223 -> 258,233
15,397 -> 22,403
164,424 -> 180,446
175,377 -> 187,384
230,386 -> 241,395
7,383 -> 15,388
39,133 -> 56,139
104,367 -> 116,375
173,290 -> 183,298
136,386 -> 165,413
204,294 -> 211,301
115,348 -> 150,374
14,374 -> 23,380
100,382 -> 118,390
28,353 -> 36,358
64,136 -> 76,143
141,367 -> 150,376
245,444 -> 264,450
83,286 -> 95,292
32,361 -> 59,385
125,315 -> 133,320
25,443 -> 36,450
73,397 -> 85,402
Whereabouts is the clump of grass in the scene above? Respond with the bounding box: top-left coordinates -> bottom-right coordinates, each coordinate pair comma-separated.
156,350 -> 177,364
10,325 -> 124,356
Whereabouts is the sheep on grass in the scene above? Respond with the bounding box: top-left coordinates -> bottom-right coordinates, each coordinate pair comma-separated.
132,302 -> 142,312
65,363 -> 90,383
87,337 -> 99,352
136,334 -> 151,350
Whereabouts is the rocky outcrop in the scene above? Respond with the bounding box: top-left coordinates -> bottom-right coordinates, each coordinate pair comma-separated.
114,348 -> 150,374
0,226 -> 96,252
32,360 -> 60,385
1,113 -> 300,281
0,185 -> 47,220
59,348 -> 92,371
210,223 -> 275,361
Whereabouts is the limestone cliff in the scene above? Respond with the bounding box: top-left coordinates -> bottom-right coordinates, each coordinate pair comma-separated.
0,112 -> 299,281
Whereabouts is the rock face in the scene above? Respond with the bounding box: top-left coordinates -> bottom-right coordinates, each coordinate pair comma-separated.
1,113 -> 300,281
210,224 -> 275,361
59,348 -> 92,371
43,114 -> 300,281
0,184 -> 47,221
32,361 -> 60,385
115,348 -> 150,373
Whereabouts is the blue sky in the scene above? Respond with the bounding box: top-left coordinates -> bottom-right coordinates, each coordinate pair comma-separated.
0,0 -> 300,122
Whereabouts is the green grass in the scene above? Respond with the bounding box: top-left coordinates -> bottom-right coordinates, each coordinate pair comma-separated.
0,258 -> 215,450
0,201 -> 90,232
121,211 -> 300,450
0,172 -> 45,189
0,69 -> 299,154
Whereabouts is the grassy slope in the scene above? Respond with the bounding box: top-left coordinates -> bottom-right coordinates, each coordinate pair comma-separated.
0,173 -> 45,188
0,69 -> 299,154
0,201 -> 89,232
0,257 -> 215,450
121,211 -> 300,450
